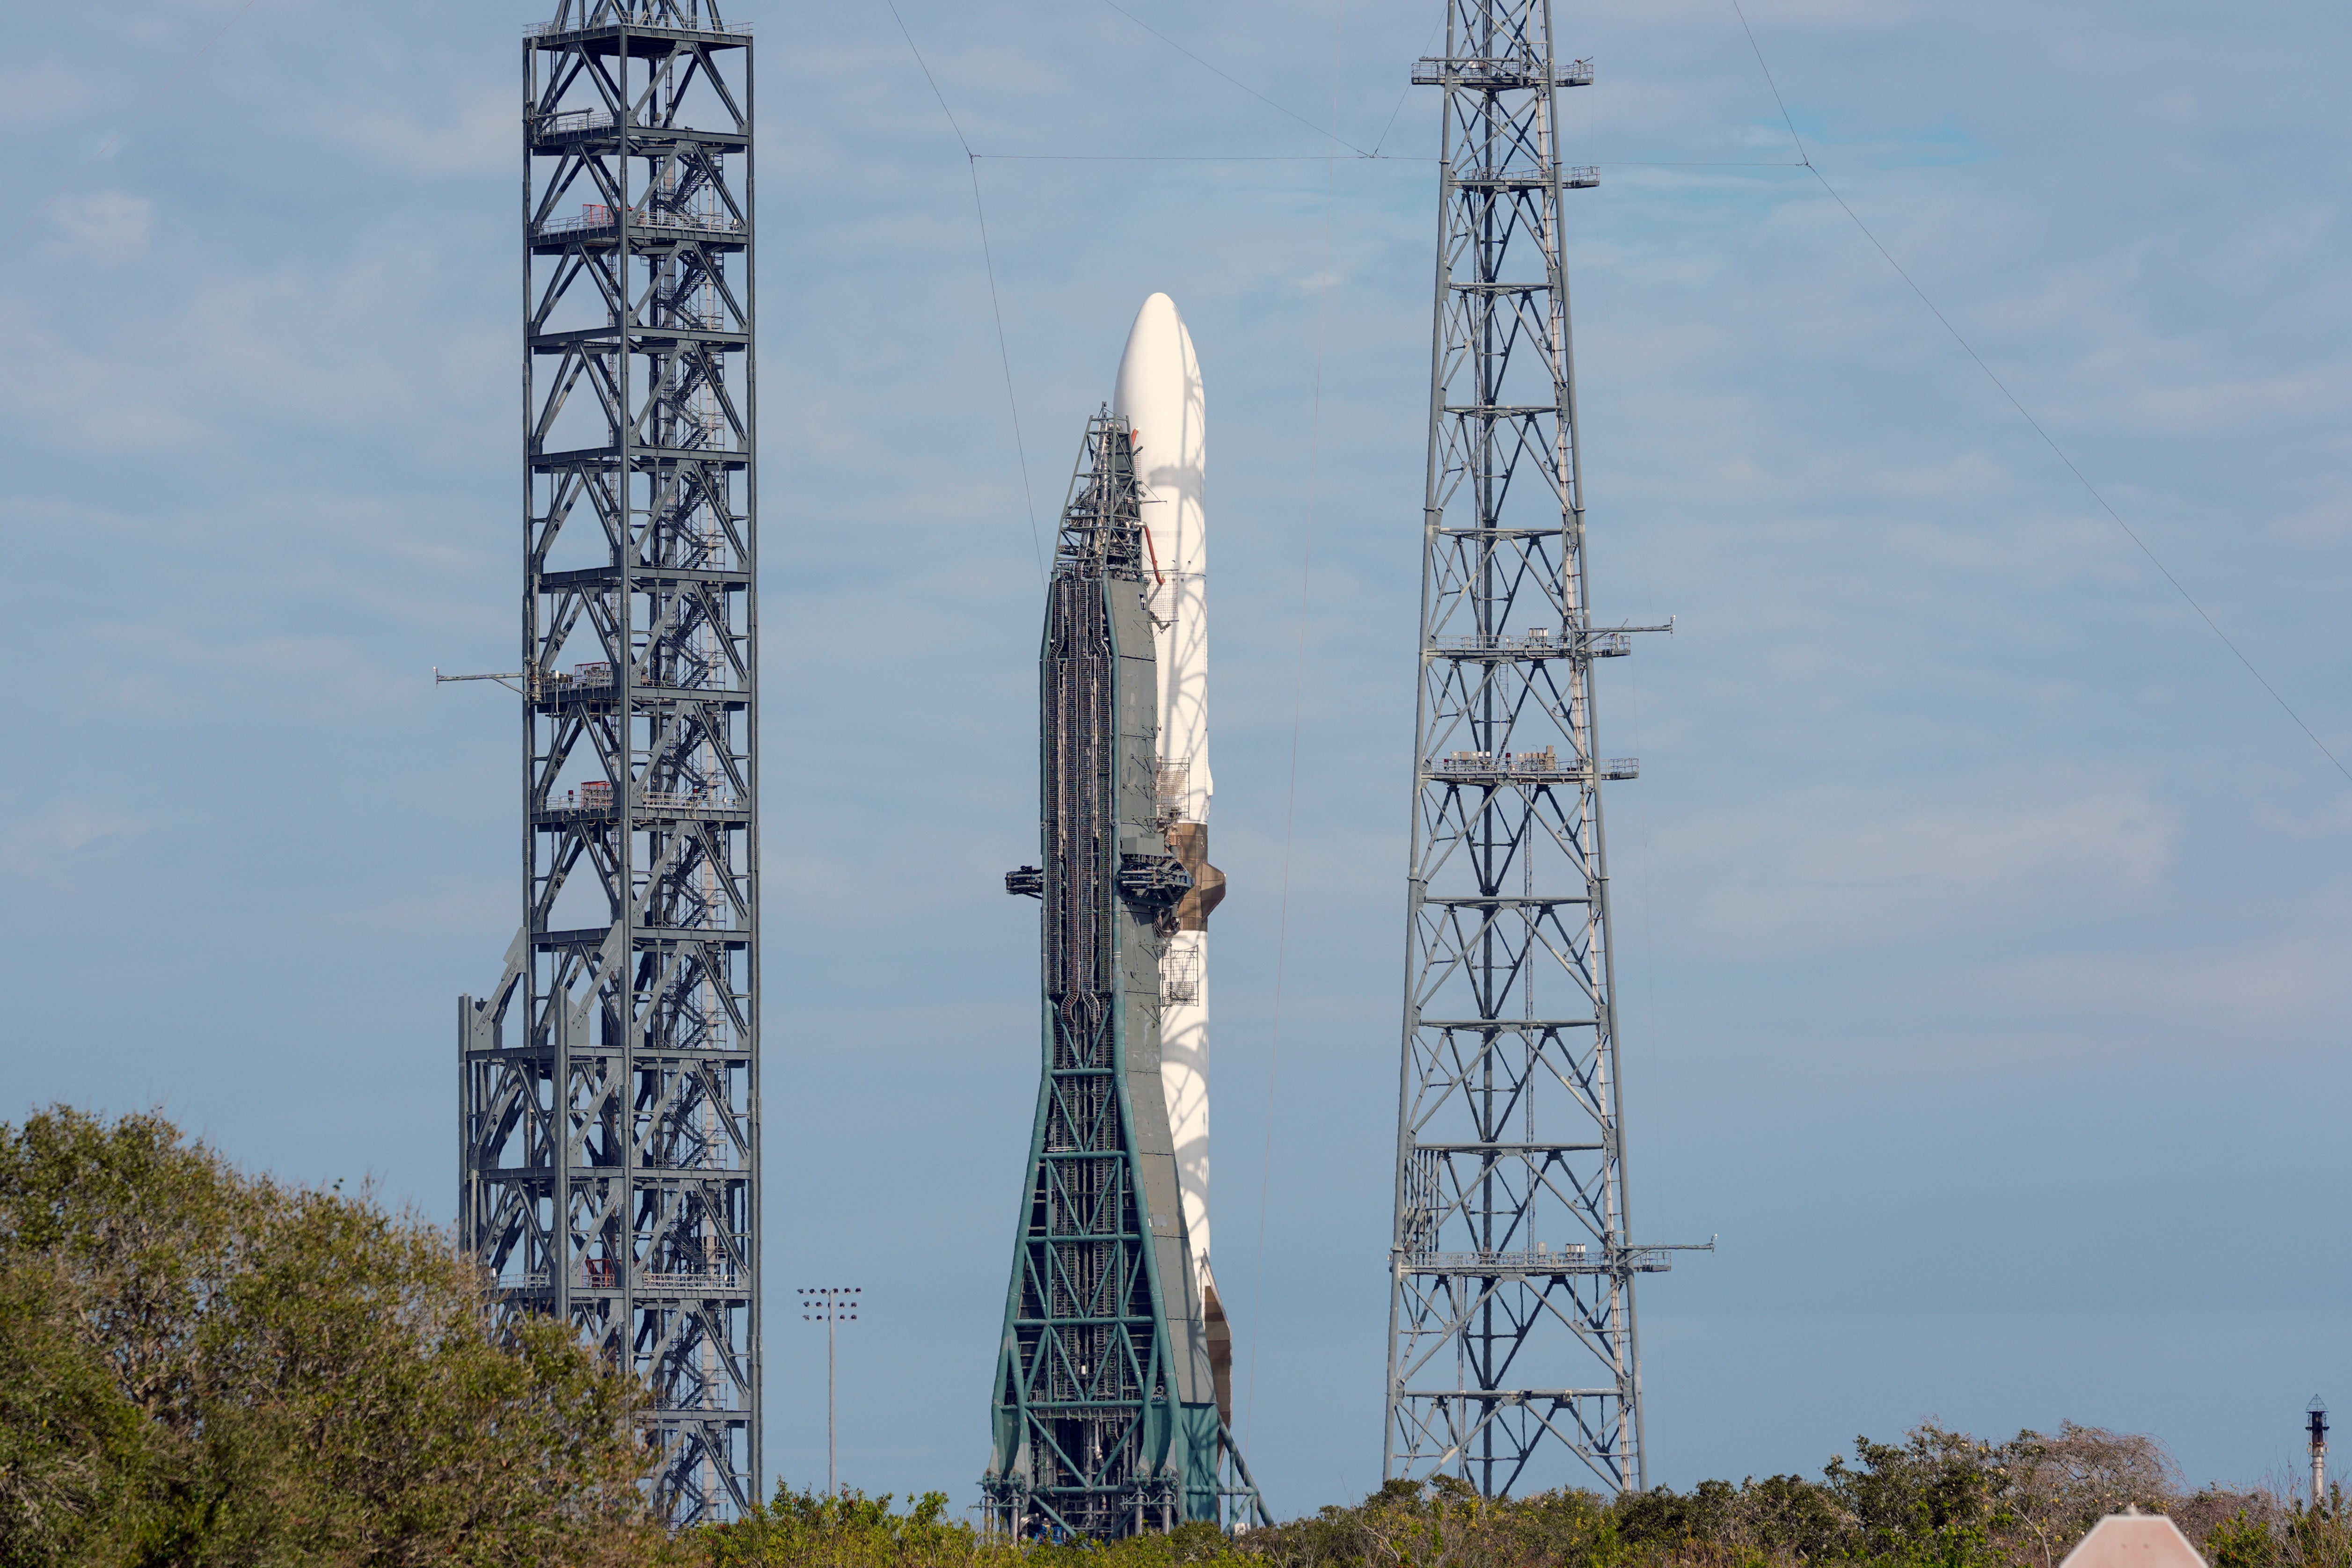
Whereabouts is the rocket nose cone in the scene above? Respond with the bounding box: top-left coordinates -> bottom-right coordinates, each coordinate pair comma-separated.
1113,293 -> 1191,421
1133,291 -> 1180,332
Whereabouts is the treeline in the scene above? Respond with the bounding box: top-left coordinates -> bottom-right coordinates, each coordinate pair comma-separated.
0,1107 -> 663,1566
702,1439 -> 2346,1568
0,1107 -> 2340,1568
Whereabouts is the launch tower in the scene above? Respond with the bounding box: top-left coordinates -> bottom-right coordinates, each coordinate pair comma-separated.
460,0 -> 759,1524
1385,0 -> 1697,1496
986,414 -> 1267,1538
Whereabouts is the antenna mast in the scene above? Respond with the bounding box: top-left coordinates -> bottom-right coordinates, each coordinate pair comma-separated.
1385,0 -> 1695,1496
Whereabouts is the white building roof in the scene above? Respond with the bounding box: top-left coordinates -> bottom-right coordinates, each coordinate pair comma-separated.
2059,1510 -> 2207,1568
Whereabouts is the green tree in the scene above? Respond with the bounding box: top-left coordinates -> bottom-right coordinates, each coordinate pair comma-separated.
0,1106 -> 670,1568
0,1255 -> 153,1566
693,1485 -> 1259,1568
2207,1509 -> 2283,1568
1822,1426 -> 2014,1568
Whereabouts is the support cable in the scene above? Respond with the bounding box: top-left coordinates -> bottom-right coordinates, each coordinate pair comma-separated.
1729,0 -> 2352,786
1095,0 -> 1373,157
884,0 -> 1047,581
974,153 -> 1420,163
1368,16 -> 1447,157
964,153 -> 1794,166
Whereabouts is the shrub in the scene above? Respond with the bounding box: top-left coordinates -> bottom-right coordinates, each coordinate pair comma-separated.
0,1106 -> 667,1568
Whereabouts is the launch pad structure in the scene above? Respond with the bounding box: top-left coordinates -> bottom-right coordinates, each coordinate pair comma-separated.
459,0 -> 760,1526
986,413 -> 1268,1539
1385,0 -> 1704,1498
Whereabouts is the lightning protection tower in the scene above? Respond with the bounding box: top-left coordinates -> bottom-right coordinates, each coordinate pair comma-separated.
1385,1 -> 1697,1497
460,0 -> 760,1525
983,414 -> 1268,1539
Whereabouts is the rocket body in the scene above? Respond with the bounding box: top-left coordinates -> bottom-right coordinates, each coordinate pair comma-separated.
1111,295 -> 1220,1298
987,414 -> 1235,1532
983,308 -> 1265,1531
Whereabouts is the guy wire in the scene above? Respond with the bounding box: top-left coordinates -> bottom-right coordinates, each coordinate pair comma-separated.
884,0 -> 1047,581
1729,0 -> 2352,787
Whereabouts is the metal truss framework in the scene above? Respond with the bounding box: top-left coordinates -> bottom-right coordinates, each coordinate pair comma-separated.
461,0 -> 758,1526
984,416 -> 1268,1540
1385,0 -> 1695,1499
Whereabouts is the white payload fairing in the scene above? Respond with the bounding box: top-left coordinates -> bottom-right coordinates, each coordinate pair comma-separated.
1111,295 -> 1227,1349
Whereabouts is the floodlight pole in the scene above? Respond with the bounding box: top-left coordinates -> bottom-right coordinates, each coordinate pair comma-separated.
802,1287 -> 860,1494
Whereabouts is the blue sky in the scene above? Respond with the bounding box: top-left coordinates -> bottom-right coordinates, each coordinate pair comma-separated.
4,0 -> 2351,1516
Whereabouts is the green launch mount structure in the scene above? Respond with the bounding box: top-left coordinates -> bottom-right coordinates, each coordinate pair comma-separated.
986,414 -> 1270,1539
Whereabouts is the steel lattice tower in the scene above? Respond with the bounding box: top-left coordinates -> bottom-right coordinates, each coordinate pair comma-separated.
1385,0 -> 1694,1498
460,0 -> 759,1525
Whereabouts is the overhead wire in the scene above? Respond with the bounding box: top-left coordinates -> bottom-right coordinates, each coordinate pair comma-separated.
972,153 -> 1424,163
1095,0 -> 1374,158
967,153 -> 1794,166
1727,0 -> 2352,787
884,0 -> 1048,582
1368,14 -> 1447,157
4,0 -> 265,253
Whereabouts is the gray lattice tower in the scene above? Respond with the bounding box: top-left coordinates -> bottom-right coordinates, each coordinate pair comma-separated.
460,0 -> 759,1525
1386,1 -> 1686,1498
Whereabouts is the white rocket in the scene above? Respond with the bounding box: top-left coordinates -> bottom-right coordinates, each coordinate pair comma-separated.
1112,295 -> 1227,1341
